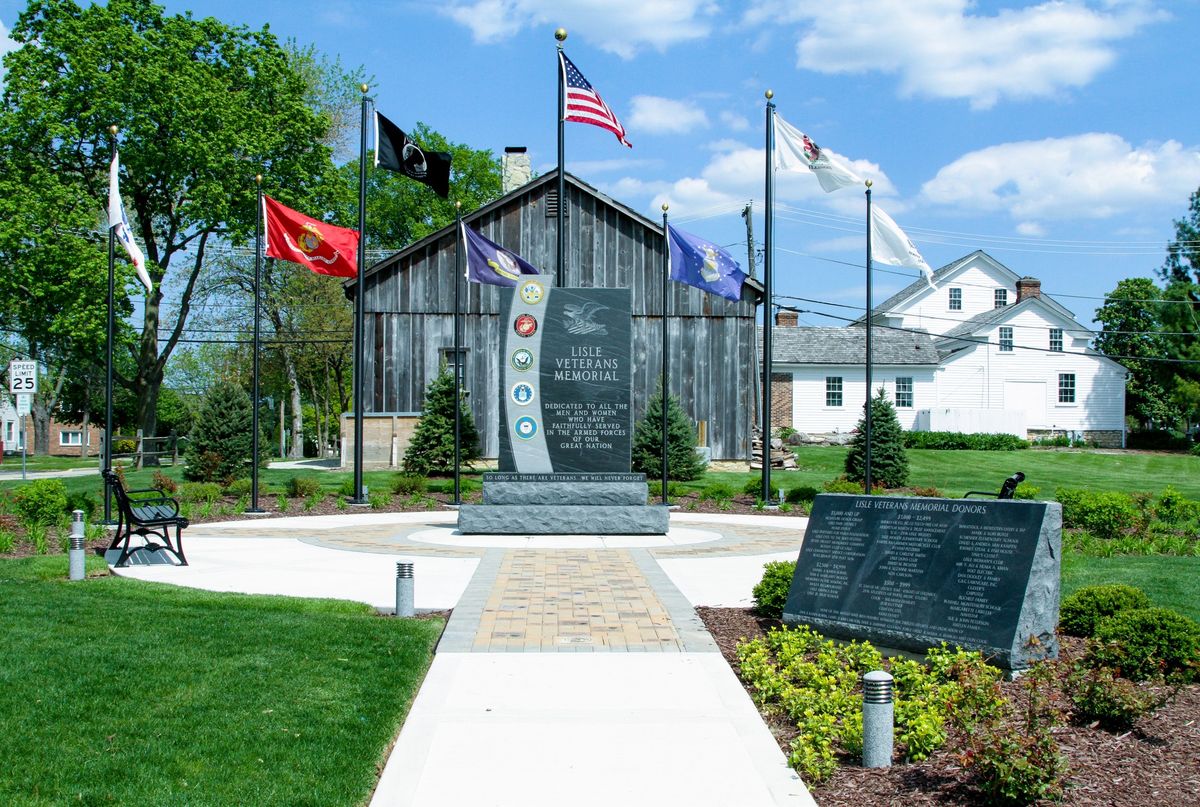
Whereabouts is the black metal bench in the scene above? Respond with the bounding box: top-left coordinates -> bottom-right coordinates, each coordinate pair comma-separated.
964,471 -> 1025,500
103,470 -> 189,566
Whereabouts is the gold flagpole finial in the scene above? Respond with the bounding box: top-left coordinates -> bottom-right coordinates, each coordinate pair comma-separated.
255,174 -> 262,185
108,125 -> 119,136
455,200 -> 462,210
765,89 -> 774,100
865,179 -> 873,188
661,203 -> 669,212
360,84 -> 369,94
555,28 -> 567,42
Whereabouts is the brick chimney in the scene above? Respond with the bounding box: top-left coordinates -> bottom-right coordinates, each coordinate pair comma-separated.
775,310 -> 799,327
1016,276 -> 1041,302
501,147 -> 531,194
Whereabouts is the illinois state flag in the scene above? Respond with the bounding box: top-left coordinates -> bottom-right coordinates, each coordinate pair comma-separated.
461,223 -> 541,286
263,195 -> 360,278
871,205 -> 934,287
667,224 -> 746,302
774,114 -> 862,193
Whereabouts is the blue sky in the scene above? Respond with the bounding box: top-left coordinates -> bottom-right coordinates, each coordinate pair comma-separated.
3,1 -> 1199,329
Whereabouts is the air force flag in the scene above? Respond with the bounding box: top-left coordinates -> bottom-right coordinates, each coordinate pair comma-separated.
667,224 -> 746,302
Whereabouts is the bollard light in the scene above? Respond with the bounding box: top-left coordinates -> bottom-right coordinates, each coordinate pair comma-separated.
861,670 -> 894,768
395,562 -> 414,617
69,509 -> 86,581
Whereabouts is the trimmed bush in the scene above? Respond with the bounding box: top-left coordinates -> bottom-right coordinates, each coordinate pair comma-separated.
752,560 -> 796,617
391,474 -> 427,496
286,476 -> 322,498
1126,429 -> 1191,451
823,477 -> 867,494
903,431 -> 1029,451
1059,584 -> 1151,637
178,482 -> 222,504
1155,486 -> 1197,523
12,479 -> 68,526
1067,665 -> 1172,730
64,491 -> 98,521
1089,607 -> 1200,682
1055,488 -> 1140,540
742,477 -> 781,501
698,482 -> 736,502
1012,482 -> 1041,500
785,485 -> 819,505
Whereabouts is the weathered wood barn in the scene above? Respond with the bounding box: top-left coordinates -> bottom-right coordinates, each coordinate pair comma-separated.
344,164 -> 763,464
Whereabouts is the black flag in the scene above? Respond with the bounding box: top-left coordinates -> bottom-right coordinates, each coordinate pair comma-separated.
374,112 -> 451,198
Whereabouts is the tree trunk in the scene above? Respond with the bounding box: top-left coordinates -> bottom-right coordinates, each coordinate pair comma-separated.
289,374 -> 303,459
80,408 -> 90,458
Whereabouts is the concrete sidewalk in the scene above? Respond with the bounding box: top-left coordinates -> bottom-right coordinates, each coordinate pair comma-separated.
112,511 -> 814,806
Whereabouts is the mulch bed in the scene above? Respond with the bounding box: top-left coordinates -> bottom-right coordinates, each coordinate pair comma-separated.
697,606 -> 1200,806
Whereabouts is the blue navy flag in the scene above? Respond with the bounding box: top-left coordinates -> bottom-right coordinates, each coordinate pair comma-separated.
461,223 -> 542,286
667,225 -> 747,302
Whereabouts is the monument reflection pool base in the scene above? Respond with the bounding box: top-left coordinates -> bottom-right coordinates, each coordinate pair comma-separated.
457,472 -> 668,535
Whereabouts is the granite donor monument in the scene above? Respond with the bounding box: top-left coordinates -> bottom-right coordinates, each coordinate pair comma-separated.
784,494 -> 1061,670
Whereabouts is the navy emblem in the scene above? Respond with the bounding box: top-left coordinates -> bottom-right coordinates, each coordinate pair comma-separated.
510,348 -> 534,372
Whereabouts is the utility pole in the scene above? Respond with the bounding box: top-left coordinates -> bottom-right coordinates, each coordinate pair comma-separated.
741,202 -> 757,279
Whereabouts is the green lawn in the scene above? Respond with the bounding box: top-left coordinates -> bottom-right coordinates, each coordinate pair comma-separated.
1062,552 -> 1200,622
0,556 -> 442,806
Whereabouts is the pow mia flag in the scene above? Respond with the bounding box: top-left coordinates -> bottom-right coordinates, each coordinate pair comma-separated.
374,112 -> 452,198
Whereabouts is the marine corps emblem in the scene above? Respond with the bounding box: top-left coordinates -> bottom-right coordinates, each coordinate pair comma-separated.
514,313 -> 538,337
297,223 -> 325,255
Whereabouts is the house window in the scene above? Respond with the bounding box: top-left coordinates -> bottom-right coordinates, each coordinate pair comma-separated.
1059,373 -> 1076,404
999,326 -> 1013,352
994,288 -> 1008,308
439,347 -> 468,389
60,430 -> 82,447
895,377 -> 913,408
3,422 -> 17,447
1049,328 -> 1063,352
948,288 -> 962,311
825,376 -> 843,407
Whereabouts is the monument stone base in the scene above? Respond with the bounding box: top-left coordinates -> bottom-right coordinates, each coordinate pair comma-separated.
457,472 -> 669,535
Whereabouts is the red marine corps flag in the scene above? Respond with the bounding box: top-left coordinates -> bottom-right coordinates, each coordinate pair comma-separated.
263,194 -> 360,277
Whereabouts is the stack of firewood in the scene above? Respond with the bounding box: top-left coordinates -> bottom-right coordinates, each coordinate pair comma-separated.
750,431 -> 798,470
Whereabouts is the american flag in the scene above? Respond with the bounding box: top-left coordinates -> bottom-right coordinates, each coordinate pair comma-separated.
560,51 -> 631,148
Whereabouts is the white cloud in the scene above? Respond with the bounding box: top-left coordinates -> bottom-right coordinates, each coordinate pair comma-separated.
442,0 -> 717,58
718,110 -> 750,132
746,1 -> 1164,109
642,140 -> 893,219
628,96 -> 708,135
0,19 -> 17,90
921,134 -> 1200,224
1015,221 -> 1047,237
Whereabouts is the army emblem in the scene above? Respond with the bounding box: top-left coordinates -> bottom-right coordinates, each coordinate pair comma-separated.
514,313 -> 538,337
514,416 -> 538,440
519,280 -> 545,305
510,348 -> 534,372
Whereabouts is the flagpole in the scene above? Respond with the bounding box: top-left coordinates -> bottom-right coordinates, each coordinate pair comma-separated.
660,205 -> 669,506
453,202 -> 463,506
864,180 -> 874,495
761,91 -> 775,503
104,125 -> 118,525
248,175 -> 265,514
555,27 -> 567,287
352,84 -> 370,504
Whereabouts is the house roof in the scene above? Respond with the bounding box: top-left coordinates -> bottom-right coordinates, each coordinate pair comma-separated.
765,326 -> 941,366
347,168 -> 763,298
854,249 -> 1075,324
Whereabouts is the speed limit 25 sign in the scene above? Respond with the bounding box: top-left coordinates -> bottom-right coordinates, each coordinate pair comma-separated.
8,360 -> 37,394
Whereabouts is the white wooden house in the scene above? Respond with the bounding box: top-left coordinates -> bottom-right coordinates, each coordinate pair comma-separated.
770,251 -> 1128,446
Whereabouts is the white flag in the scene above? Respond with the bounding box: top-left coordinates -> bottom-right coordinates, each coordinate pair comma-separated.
108,151 -> 152,292
774,114 -> 862,192
871,205 -> 934,287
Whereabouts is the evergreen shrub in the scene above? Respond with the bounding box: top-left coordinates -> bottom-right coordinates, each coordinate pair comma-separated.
1059,584 -> 1150,637
286,476 -> 322,498
1089,607 -> 1200,682
785,485 -> 819,504
630,385 -> 707,481
64,490 -> 97,521
402,363 -> 481,475
183,381 -> 258,483
844,388 -> 909,488
391,474 -> 426,496
742,477 -> 781,500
